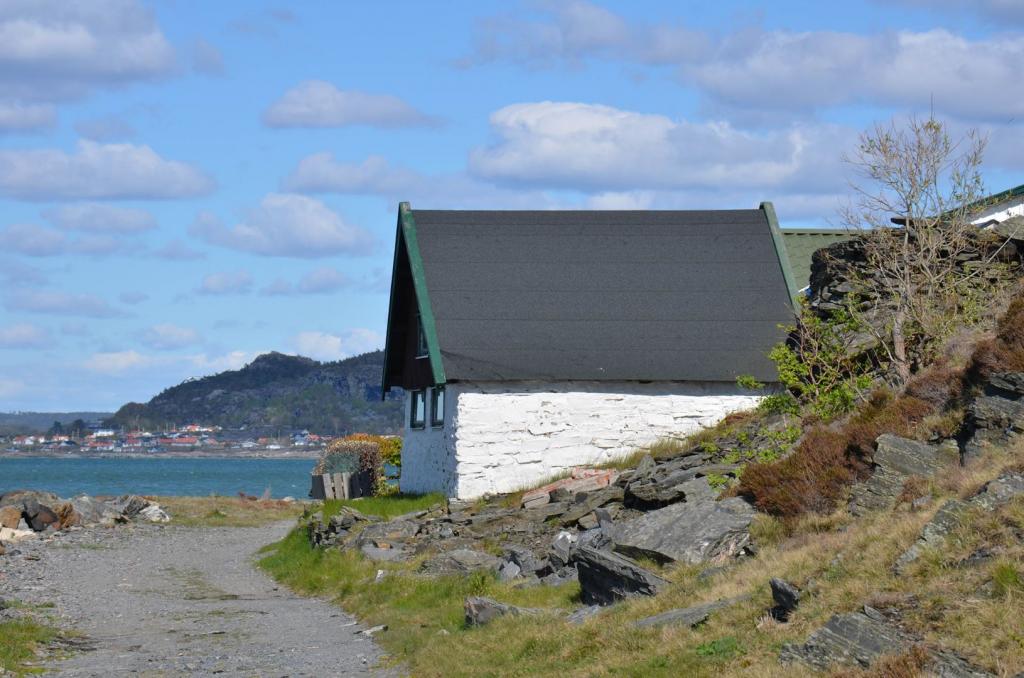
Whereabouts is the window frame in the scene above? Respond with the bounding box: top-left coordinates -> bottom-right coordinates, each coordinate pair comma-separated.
415,313 -> 429,359
430,386 -> 445,429
410,389 -> 426,429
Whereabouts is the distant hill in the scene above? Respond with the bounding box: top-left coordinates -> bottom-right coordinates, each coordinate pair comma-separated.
0,411 -> 112,435
108,351 -> 403,435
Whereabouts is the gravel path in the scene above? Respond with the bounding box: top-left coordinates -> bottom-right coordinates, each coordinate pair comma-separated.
0,521 -> 395,676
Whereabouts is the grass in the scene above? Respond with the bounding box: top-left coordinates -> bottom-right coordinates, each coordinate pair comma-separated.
0,617 -> 59,676
259,442 -> 1024,677
322,492 -> 445,520
155,495 -> 306,527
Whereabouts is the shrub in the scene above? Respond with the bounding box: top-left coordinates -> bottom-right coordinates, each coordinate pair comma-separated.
735,390 -> 935,517
317,434 -> 400,496
968,295 -> 1024,382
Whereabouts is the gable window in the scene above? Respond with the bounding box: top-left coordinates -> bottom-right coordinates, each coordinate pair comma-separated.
410,390 -> 426,429
415,314 -> 429,358
430,387 -> 445,428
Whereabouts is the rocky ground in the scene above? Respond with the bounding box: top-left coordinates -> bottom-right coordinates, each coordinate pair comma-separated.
0,516 -> 394,676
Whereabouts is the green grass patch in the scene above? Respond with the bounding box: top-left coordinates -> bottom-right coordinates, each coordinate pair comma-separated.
321,492 -> 445,520
0,618 -> 58,675
157,496 -> 305,527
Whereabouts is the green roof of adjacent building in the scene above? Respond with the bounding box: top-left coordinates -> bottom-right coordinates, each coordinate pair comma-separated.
780,230 -> 852,294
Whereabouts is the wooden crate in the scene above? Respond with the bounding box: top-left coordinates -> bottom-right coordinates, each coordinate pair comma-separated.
309,471 -> 373,500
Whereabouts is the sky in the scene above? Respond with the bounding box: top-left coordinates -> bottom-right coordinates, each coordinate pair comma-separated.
0,0 -> 1022,412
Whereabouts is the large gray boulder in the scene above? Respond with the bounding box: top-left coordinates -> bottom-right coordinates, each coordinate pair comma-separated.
634,594 -> 750,629
608,497 -> 755,565
895,471 -> 1024,572
849,435 -> 955,515
781,607 -> 992,676
464,596 -> 538,627
419,548 -> 500,575
573,545 -> 669,605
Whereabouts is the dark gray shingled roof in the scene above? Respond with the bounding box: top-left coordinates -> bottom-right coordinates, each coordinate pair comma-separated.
385,205 -> 794,386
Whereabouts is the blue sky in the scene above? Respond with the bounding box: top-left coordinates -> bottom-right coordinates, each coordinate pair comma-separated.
1,0 -> 1022,411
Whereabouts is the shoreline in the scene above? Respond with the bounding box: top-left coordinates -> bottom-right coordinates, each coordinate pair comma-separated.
0,450 -> 321,460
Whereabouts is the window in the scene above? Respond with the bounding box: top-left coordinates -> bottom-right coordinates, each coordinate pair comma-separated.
410,390 -> 426,429
415,314 -> 429,358
430,387 -> 445,428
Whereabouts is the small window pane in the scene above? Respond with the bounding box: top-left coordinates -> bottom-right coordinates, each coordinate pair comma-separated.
416,314 -> 429,358
431,387 -> 445,428
410,390 -> 426,429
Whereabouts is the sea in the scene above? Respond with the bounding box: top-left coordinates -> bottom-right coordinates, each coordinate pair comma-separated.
0,456 -> 315,499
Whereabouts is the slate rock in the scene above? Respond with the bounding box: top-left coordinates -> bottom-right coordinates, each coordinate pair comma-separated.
419,548 -> 500,575
497,561 -> 522,582
549,531 -> 577,569
970,471 -> 1024,510
781,608 -> 993,676
609,497 -> 755,564
540,566 -> 577,587
69,495 -> 108,525
634,594 -> 750,629
559,486 -> 624,527
769,578 -> 801,621
849,435 -> 955,515
565,605 -> 602,625
360,543 -> 412,563
574,545 -> 669,605
138,504 -> 170,523
22,500 -> 59,532
0,490 -> 60,509
894,499 -> 968,573
0,506 -> 20,529
504,545 -> 545,576
984,371 -> 1024,400
464,596 -> 536,627
111,495 -> 150,519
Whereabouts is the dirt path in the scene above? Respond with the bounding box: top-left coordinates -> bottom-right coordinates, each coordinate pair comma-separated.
0,521 -> 394,676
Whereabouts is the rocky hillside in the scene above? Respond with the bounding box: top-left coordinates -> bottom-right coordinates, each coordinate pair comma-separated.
108,351 -> 402,435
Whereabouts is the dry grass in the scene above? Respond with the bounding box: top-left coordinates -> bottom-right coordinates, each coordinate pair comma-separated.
260,440 -> 1024,677
155,495 -> 306,527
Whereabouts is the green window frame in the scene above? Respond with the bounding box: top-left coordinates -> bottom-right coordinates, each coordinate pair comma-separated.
430,387 -> 445,428
410,390 -> 426,429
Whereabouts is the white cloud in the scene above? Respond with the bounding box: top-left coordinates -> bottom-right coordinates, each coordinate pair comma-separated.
886,0 -> 1024,22
119,291 -> 148,305
263,80 -> 436,128
187,350 -> 257,373
0,0 -> 176,103
153,239 -> 206,261
44,202 -> 156,233
190,193 -> 374,258
74,115 -> 135,141
292,329 -> 383,362
261,266 -> 354,296
460,0 -> 707,68
0,221 -> 146,257
0,101 -> 55,133
683,29 -> 1024,121
83,350 -> 150,374
0,323 -> 51,349
192,38 -> 224,75
0,223 -> 66,256
0,140 -> 214,201
283,154 -> 422,194
140,323 -> 202,350
3,289 -> 125,318
197,270 -> 253,295
468,101 -> 851,193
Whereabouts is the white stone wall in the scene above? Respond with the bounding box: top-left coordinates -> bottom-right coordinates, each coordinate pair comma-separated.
398,386 -> 457,496
449,381 -> 762,499
971,199 -> 1024,225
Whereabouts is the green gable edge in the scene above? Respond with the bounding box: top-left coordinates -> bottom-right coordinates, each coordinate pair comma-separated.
761,201 -> 799,306
399,202 -> 446,387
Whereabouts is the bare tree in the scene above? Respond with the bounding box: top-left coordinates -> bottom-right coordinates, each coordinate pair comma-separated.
840,115 -> 1002,384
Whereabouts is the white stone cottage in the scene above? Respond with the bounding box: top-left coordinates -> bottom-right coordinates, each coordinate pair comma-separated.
381,203 -> 795,498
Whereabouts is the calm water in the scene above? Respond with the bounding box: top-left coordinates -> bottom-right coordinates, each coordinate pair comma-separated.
0,456 -> 315,498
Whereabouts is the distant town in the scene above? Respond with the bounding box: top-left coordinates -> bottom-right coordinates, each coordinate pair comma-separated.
2,420 -> 331,459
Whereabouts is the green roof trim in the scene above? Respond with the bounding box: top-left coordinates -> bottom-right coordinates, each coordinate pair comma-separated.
399,202 -> 446,386
761,201 -> 798,305
781,229 -> 851,294
962,182 -> 1024,214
